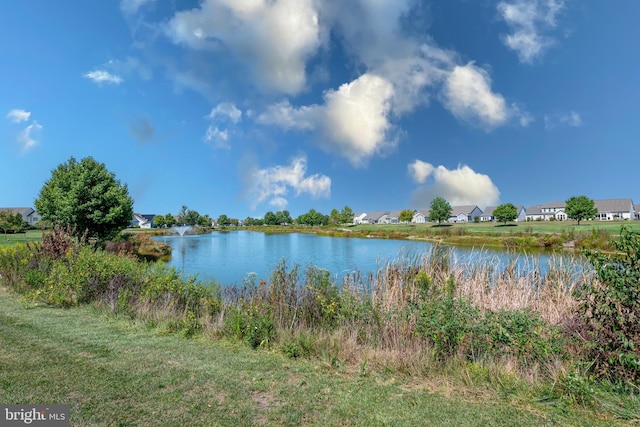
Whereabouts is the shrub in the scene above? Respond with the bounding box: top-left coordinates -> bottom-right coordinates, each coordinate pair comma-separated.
578,226 -> 640,384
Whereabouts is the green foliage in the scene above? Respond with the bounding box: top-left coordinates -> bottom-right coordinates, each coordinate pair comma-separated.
296,209 -> 329,226
399,209 -> 414,223
565,195 -> 598,225
494,203 -> 518,225
218,214 -> 231,226
340,205 -> 354,224
429,197 -> 452,225
579,227 -> 640,384
34,157 -> 134,241
0,211 -> 27,237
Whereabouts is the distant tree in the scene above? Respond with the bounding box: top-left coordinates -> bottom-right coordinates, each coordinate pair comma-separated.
264,211 -> 278,226
493,203 -> 518,225
399,209 -> 414,223
34,156 -> 134,241
329,208 -> 341,225
163,213 -> 176,227
0,211 -> 26,240
229,218 -> 239,226
296,209 -> 328,226
176,205 -> 189,225
185,209 -> 201,226
274,210 -> 292,225
565,195 -> 598,225
340,206 -> 354,224
198,214 -> 212,227
428,197 -> 452,225
153,215 -> 166,228
217,214 -> 231,226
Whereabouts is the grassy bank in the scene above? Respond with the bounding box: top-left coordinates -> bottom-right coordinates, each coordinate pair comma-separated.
0,287 -> 633,427
1,227 -> 639,425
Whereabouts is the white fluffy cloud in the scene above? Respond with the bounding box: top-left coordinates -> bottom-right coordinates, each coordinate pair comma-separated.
441,63 -> 510,129
203,125 -> 230,149
17,121 -> 43,153
84,70 -> 123,85
497,0 -> 566,63
6,109 -> 31,123
246,155 -> 331,209
207,103 -> 242,124
166,0 -> 321,95
409,160 -> 500,208
258,73 -> 396,167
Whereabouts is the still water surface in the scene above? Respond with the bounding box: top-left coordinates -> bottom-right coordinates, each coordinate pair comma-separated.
154,230 -> 579,286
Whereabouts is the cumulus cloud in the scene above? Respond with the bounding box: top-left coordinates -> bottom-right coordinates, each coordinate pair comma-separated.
84,70 -> 123,85
6,109 -> 31,123
441,63 -> 510,129
497,0 -> 566,63
409,160 -> 500,208
245,155 -> 331,209
203,125 -> 230,149
166,0 -> 322,94
207,103 -> 242,124
17,121 -> 43,153
258,73 -> 396,167
129,117 -> 155,144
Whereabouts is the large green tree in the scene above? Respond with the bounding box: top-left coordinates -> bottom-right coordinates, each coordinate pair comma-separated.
428,197 -> 452,225
35,157 -> 134,241
565,195 -> 597,225
340,206 -> 354,224
493,203 -> 518,226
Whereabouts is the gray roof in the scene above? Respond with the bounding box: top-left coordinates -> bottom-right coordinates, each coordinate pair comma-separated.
593,198 -> 633,213
363,211 -> 389,221
450,205 -> 480,216
540,201 -> 566,209
525,205 -> 543,215
387,210 -> 405,218
481,206 -> 496,217
414,207 -> 431,217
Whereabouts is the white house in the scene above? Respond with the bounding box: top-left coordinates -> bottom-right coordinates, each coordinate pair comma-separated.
594,198 -> 634,220
412,208 -> 431,223
131,213 -> 156,228
526,202 -> 567,221
362,211 -> 389,224
352,212 -> 367,224
448,205 -> 482,223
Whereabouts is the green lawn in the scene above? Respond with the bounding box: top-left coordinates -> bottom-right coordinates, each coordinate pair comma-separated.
0,229 -> 42,247
1,288 -> 632,426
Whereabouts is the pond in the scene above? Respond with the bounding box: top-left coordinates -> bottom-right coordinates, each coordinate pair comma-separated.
153,230 -> 588,287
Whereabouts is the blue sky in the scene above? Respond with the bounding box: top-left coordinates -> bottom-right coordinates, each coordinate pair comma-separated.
1,0 -> 638,220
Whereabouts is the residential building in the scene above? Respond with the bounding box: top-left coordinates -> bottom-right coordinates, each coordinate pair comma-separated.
361,211 -> 389,224
0,207 -> 40,225
352,212 -> 367,224
412,208 -> 431,223
594,198 -> 634,221
526,202 -> 567,221
448,205 -> 482,223
131,213 -> 156,228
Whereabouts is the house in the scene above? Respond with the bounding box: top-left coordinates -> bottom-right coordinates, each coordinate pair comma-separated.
0,207 -> 41,225
636,204 -> 640,220
594,198 -> 634,221
130,213 -> 156,228
385,210 -> 405,224
481,205 -> 527,222
361,211 -> 389,224
412,208 -> 431,223
352,212 -> 367,224
526,201 -> 566,221
448,205 -> 482,223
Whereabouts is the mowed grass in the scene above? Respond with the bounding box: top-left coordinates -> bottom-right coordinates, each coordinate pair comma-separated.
0,230 -> 42,247
0,288 -> 626,427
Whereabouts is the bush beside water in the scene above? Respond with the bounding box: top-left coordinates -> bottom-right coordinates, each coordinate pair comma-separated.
1,226 -> 639,417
